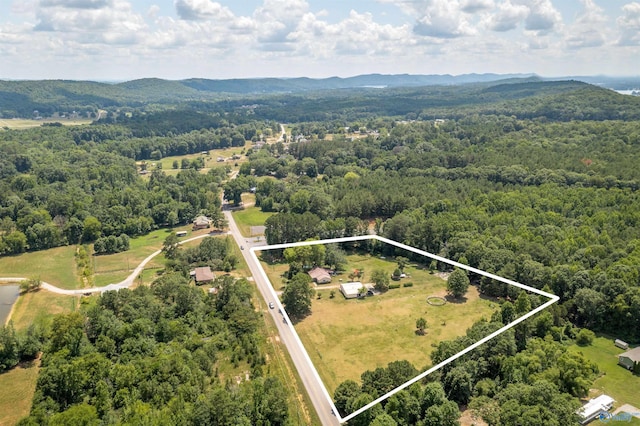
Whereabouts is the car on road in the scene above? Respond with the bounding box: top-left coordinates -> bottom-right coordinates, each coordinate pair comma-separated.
269,302 -> 274,309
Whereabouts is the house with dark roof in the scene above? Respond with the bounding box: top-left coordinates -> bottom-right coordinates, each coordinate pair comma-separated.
193,267 -> 215,284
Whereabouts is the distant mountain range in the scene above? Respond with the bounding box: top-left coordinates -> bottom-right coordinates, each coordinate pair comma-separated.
1,73 -> 639,118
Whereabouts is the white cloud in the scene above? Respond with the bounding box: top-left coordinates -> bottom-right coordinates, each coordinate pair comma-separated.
485,1 -> 528,31
411,0 -> 475,38
32,0 -> 147,47
40,0 -> 110,9
460,0 -> 494,13
174,0 -> 233,22
252,0 -> 309,45
564,0 -> 607,49
0,0 -> 638,80
616,2 -> 640,46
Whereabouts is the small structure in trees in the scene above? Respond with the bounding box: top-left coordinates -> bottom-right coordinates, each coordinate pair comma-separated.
193,267 -> 215,284
192,215 -> 211,230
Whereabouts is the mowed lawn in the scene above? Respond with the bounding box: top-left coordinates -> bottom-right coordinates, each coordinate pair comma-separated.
569,336 -> 640,409
260,251 -> 498,393
0,246 -> 79,289
91,227 -> 181,286
9,290 -> 79,331
232,206 -> 273,237
0,118 -> 92,129
0,359 -> 41,426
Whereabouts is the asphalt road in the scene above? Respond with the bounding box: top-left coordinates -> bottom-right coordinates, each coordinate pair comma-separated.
223,204 -> 340,426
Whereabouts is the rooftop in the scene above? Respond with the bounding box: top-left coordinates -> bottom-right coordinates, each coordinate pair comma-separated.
620,346 -> 640,362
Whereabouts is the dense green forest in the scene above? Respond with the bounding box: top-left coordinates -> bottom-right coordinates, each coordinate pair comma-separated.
17,274 -> 289,425
0,115 -> 279,255
2,79 -> 640,425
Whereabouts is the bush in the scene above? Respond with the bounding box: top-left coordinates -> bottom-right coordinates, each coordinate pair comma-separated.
389,283 -> 401,289
576,328 -> 595,346
403,282 -> 414,287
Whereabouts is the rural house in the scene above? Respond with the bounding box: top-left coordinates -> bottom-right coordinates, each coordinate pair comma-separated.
618,346 -> 640,371
308,267 -> 332,284
193,267 -> 215,284
192,215 -> 211,230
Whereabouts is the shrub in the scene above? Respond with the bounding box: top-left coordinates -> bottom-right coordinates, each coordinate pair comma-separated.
389,283 -> 401,289
576,328 -> 595,346
403,282 -> 414,287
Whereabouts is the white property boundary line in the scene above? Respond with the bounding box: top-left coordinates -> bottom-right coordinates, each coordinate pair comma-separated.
249,235 -> 559,424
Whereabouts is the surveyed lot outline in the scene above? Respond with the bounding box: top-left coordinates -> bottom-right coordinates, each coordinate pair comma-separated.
250,235 -> 559,424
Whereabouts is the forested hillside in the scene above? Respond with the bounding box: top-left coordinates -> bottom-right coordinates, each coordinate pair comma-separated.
1,80 -> 640,425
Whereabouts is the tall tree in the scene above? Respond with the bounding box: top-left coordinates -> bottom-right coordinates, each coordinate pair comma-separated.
282,273 -> 314,319
447,268 -> 470,299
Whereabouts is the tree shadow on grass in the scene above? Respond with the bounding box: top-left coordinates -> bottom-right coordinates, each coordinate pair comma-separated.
445,294 -> 468,304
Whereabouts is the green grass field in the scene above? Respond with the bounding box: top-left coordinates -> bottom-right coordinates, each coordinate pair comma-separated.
0,246 -> 79,289
0,359 -> 40,426
261,252 -> 497,394
0,118 -> 92,129
232,206 -> 273,237
153,141 -> 251,172
569,336 -> 640,410
8,291 -> 79,331
91,227 -> 180,286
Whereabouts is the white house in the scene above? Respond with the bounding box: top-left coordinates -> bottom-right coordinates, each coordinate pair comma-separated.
339,282 -> 373,299
576,395 -> 614,425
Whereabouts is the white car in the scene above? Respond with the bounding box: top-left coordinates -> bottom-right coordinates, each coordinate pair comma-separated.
269,302 -> 275,309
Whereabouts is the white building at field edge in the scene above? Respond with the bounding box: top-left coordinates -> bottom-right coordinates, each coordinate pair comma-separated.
340,282 -> 373,299
576,395 -> 614,424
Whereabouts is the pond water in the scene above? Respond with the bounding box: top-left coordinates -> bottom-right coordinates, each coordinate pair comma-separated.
0,285 -> 20,325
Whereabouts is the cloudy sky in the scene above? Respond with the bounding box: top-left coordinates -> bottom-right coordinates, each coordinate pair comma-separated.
0,0 -> 639,81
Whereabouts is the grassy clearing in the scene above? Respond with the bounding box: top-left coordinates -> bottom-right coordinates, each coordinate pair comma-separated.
0,359 -> 40,426
153,142 -> 251,172
569,336 -> 640,409
9,291 -> 79,331
92,226 -> 213,286
0,118 -> 92,129
232,206 -> 273,237
0,246 -> 79,289
261,252 -> 497,394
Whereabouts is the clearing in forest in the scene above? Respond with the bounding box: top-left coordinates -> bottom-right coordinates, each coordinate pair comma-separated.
253,235 -> 558,424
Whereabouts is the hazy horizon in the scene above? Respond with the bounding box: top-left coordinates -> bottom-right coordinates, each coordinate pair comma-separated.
1,0 -> 639,81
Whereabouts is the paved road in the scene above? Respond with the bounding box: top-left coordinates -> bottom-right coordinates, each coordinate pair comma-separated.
223,205 -> 339,426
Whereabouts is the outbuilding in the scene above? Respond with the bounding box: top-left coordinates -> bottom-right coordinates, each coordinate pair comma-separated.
576,395 -> 614,425
615,339 -> 629,350
339,282 -> 374,299
618,346 -> 640,371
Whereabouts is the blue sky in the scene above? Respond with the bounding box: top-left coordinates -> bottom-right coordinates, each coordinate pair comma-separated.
0,0 -> 638,80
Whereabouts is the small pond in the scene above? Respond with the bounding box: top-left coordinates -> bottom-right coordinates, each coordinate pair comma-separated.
0,285 -> 20,325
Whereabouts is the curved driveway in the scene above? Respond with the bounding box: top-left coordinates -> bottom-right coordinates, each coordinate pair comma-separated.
0,233 -> 210,295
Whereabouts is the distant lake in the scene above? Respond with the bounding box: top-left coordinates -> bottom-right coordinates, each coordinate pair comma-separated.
614,89 -> 640,96
0,285 -> 20,325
